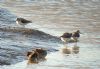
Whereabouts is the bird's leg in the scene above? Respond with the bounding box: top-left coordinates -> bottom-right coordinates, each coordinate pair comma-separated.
74,42 -> 77,46
63,41 -> 66,46
63,42 -> 68,48
64,41 -> 68,48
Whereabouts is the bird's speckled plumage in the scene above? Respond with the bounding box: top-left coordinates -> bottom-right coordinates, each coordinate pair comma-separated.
16,18 -> 32,26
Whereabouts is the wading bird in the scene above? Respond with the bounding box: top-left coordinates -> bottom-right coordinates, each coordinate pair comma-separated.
60,32 -> 72,44
16,18 -> 32,27
72,30 -> 80,42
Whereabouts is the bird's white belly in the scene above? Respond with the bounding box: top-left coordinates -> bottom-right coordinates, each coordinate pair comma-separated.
72,37 -> 79,41
61,37 -> 70,42
16,21 -> 25,25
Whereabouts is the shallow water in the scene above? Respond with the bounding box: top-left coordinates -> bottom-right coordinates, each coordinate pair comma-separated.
0,0 -> 100,69
0,51 -> 100,69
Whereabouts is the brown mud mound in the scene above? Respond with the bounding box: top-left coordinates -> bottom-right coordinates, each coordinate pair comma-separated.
0,26 -> 61,42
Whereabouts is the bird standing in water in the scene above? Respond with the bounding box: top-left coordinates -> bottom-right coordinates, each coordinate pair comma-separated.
72,30 -> 80,42
16,18 -> 32,27
60,32 -> 72,45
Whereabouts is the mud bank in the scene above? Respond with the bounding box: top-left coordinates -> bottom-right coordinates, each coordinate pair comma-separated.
0,26 -> 60,41
0,27 -> 61,65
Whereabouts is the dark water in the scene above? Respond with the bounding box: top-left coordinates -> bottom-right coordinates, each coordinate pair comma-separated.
0,0 -> 100,69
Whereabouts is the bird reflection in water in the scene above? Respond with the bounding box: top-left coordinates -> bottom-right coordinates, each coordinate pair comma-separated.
60,43 -> 80,55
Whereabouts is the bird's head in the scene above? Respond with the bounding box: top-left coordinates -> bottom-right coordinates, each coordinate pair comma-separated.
16,18 -> 22,21
76,30 -> 80,33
